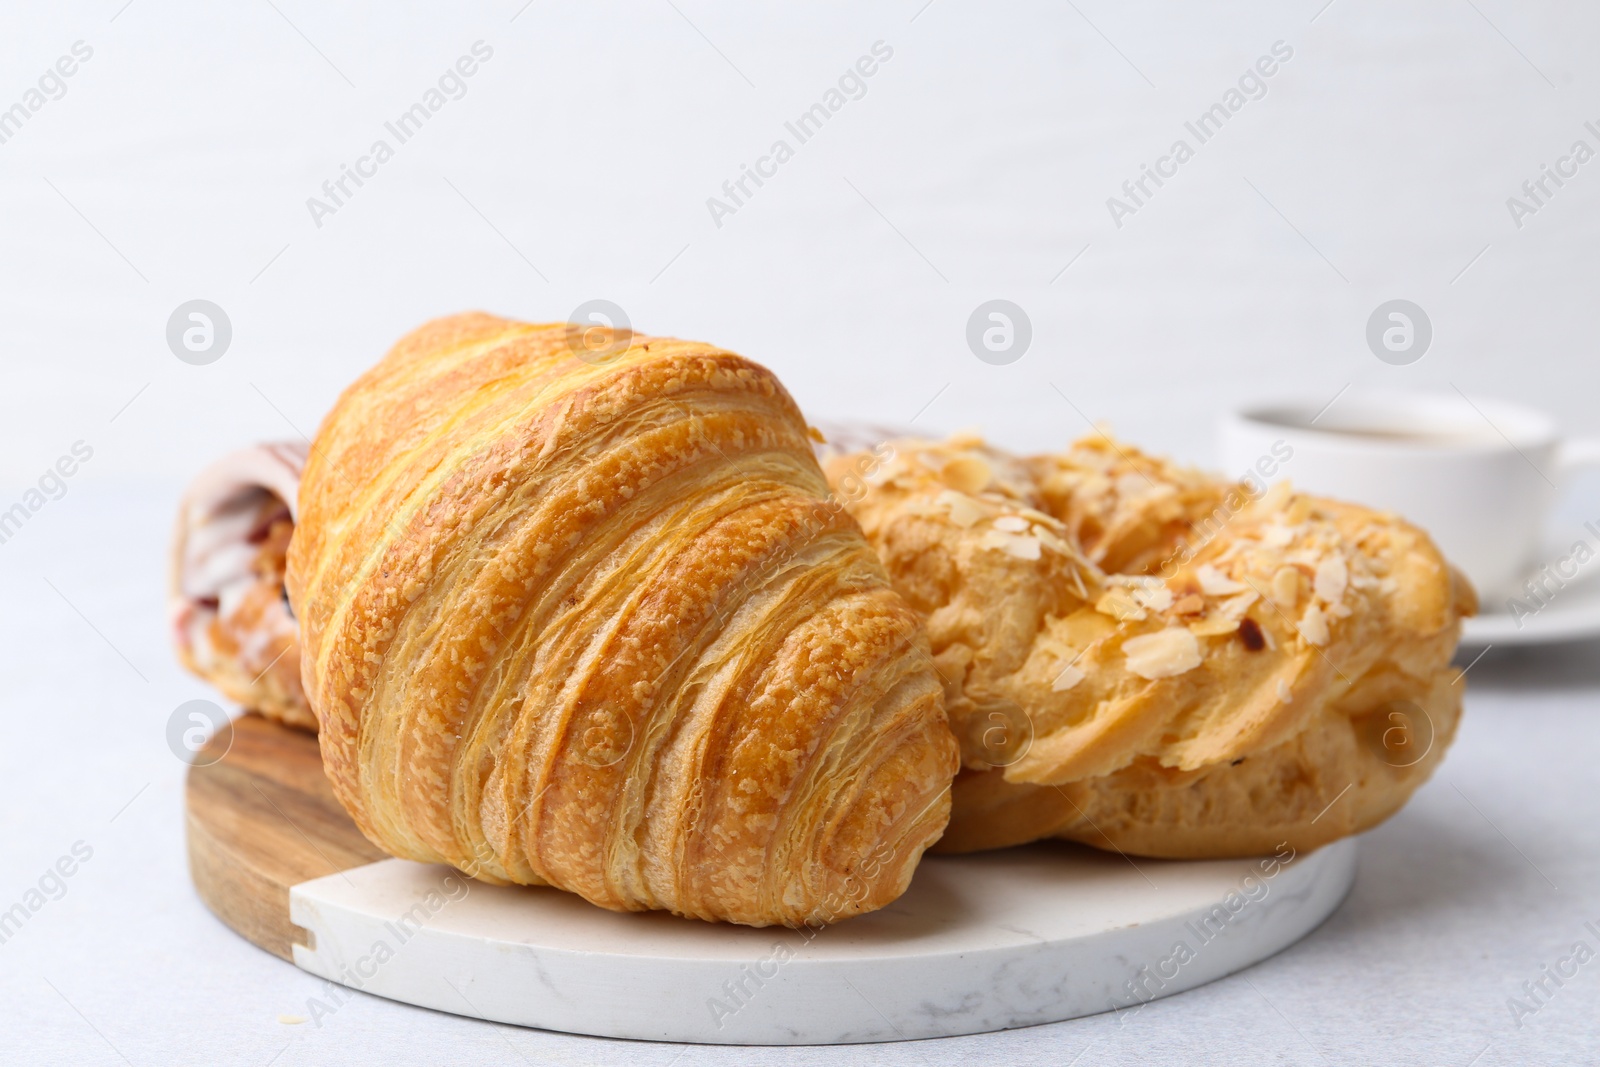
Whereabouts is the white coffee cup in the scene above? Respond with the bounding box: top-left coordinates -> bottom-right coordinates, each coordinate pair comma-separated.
1217,390 -> 1600,599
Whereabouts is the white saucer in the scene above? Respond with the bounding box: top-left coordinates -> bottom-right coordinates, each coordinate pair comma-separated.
288,839 -> 1355,1044
1460,526 -> 1600,648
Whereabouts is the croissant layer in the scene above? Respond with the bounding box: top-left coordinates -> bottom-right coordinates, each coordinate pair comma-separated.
287,314 -> 958,926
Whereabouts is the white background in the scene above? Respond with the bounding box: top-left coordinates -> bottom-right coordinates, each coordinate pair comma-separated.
2,0 -> 1599,483
2,2 -> 1598,1064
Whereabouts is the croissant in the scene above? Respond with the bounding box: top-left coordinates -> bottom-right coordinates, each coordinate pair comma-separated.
822,432 -> 1474,858
284,313 -> 958,926
170,443 -> 313,730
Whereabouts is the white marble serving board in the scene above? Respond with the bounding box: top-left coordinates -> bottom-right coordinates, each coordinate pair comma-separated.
288,837 -> 1356,1044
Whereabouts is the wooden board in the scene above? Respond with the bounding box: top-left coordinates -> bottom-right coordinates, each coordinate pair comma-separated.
186,713 -> 1358,1043
186,712 -> 384,960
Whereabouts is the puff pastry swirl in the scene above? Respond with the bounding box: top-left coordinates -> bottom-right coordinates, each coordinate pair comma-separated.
286,313 -> 957,926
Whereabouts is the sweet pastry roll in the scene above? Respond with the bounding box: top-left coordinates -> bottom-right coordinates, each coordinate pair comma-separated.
170,443 -> 313,730
823,432 -> 1475,858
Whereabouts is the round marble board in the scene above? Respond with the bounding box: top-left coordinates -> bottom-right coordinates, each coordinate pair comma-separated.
187,713 -> 1356,1045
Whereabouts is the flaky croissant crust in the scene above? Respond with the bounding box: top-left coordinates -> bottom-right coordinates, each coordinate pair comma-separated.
287,314 -> 957,926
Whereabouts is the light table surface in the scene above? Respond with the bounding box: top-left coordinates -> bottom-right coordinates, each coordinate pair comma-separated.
0,484 -> 1596,1065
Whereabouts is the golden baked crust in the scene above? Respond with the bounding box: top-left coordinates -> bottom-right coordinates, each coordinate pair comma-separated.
822,431 -> 1474,858
286,313 -> 958,926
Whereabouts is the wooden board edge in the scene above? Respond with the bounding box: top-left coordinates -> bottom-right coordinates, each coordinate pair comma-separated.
186,804 -> 308,961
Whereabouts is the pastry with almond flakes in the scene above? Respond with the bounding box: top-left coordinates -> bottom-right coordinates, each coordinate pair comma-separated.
821,431 -> 1476,859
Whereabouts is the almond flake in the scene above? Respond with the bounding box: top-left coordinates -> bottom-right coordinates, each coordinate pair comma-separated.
1019,506 -> 1063,528
1132,586 -> 1174,612
1002,534 -> 1042,561
1189,617 -> 1240,637
1220,590 -> 1260,618
992,515 -> 1030,533
1095,588 -> 1147,621
1123,627 -> 1203,679
936,490 -> 984,528
1276,679 -> 1293,703
976,529 -> 1042,560
1258,481 -> 1294,514
1314,554 -> 1349,604
1197,564 -> 1247,596
1298,602 -> 1329,646
1260,523 -> 1294,548
1271,566 -> 1300,608
1033,526 -> 1074,556
1052,663 -> 1086,692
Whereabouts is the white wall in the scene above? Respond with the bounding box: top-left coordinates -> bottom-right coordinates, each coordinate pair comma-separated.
1,0 -> 1595,488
